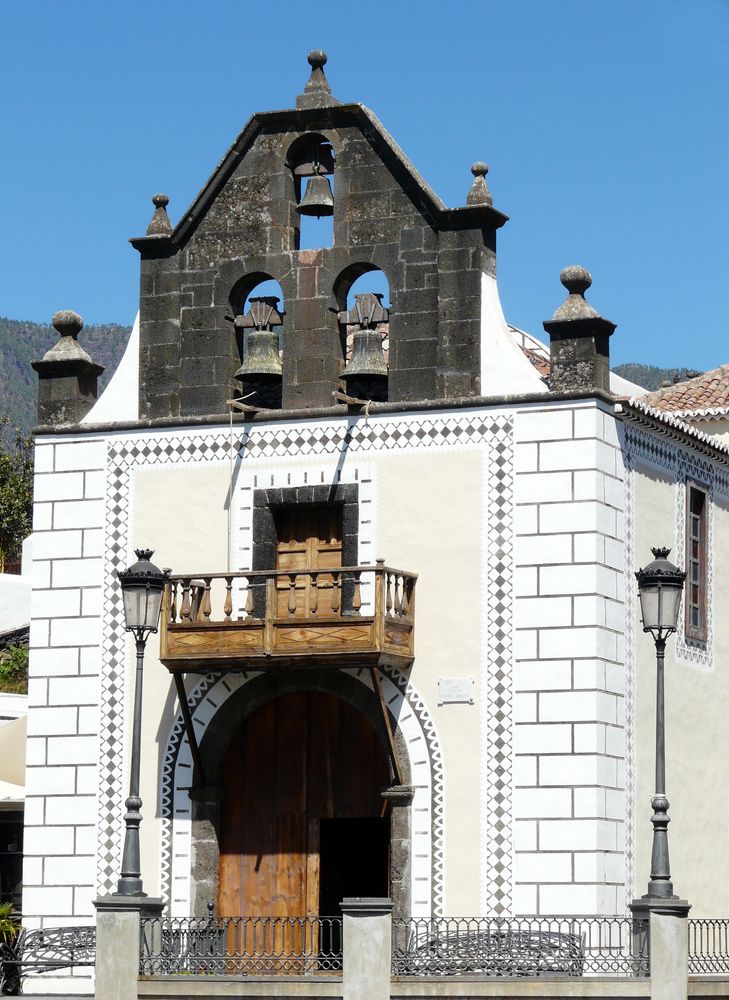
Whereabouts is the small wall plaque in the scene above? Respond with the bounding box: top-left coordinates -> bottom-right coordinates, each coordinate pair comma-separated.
437,677 -> 475,706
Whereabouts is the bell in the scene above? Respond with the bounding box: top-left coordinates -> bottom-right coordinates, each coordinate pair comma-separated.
234,330 -> 282,381
297,172 -> 334,218
342,329 -> 388,379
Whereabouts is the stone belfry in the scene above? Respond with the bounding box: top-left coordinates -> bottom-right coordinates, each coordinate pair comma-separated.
129,51 -> 509,419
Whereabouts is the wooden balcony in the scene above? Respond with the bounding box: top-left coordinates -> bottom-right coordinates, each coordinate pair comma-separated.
159,564 -> 416,672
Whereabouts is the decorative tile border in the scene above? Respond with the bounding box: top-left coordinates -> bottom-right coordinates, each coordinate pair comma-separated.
98,410 -> 507,898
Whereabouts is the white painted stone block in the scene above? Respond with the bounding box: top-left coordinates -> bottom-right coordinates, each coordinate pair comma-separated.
515,409 -> 574,443
44,855 -> 95,885
541,691 -> 616,724
53,499 -> 104,530
79,648 -> 100,675
32,531 -> 83,560
573,723 -> 607,754
512,883 -> 538,914
514,852 -> 572,883
33,472 -> 85,503
540,563 -> 596,596
573,532 -> 604,563
26,737 -> 46,766
539,883 -> 602,915
23,797 -> 44,825
73,884 -> 95,917
595,441 -> 617,477
47,735 -> 98,764
573,407 -> 599,439
513,755 -> 537,785
513,723 -> 572,754
27,705 -> 78,736
573,787 -> 607,817
30,647 -> 79,677
516,471 -> 573,503
46,795 -> 96,825
83,470 -> 105,499
539,754 -> 617,787
29,618 -> 50,648
78,706 -> 99,734
515,533 -> 572,566
27,677 -> 48,709
32,503 -> 53,531
24,826 -> 75,855
600,411 -> 622,448
514,442 -> 538,473
52,558 -> 103,588
514,629 -> 537,659
539,501 -> 600,534
539,818 -> 617,851
81,588 -> 102,616
30,557 -> 51,587
32,588 -> 81,620
513,820 -> 537,851
540,438 -> 596,472
48,675 -> 99,706
25,765 -> 76,796
605,725 -> 625,757
513,786 -> 572,818
34,444 -> 55,473
22,886 -> 73,914
513,693 -> 537,723
514,566 -> 538,597
75,826 -> 96,855
50,617 -> 101,648
538,626 -> 601,659
514,505 -> 538,535
82,528 -> 104,557
54,439 -> 105,472
514,596 -> 572,629
76,765 -> 99,794
514,659 -> 572,691
603,475 -> 625,509
605,788 -> 626,819
572,658 -> 606,689
573,471 -> 602,501
23,857 -> 43,885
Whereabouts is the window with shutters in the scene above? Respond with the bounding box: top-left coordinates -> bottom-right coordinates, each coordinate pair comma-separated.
685,481 -> 708,642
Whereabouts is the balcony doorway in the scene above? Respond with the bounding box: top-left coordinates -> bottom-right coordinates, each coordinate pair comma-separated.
217,689 -> 390,919
274,505 -> 342,618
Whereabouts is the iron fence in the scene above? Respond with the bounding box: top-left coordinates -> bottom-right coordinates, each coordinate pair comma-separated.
140,915 -> 343,976
391,916 -> 649,978
0,920 -> 95,995
688,919 -> 729,974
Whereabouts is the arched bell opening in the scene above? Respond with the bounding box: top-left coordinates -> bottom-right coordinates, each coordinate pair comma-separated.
334,264 -> 390,402
287,133 -> 335,250
188,669 -> 413,922
228,274 -> 284,409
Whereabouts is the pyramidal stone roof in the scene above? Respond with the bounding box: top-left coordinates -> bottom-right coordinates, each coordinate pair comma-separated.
640,365 -> 729,416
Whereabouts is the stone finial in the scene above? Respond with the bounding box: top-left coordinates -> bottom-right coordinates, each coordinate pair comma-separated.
296,49 -> 339,110
550,265 -> 601,322
42,310 -> 92,363
543,265 -> 616,395
146,193 -> 173,236
467,162 -> 493,207
32,309 -> 104,425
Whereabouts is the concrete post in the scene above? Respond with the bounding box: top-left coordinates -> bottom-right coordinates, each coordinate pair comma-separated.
630,897 -> 690,1000
341,897 -> 392,1000
93,895 -> 164,1000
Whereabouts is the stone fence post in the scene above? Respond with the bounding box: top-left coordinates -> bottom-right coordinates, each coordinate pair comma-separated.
94,895 -> 164,1000
342,897 -> 392,1000
630,898 -> 690,1000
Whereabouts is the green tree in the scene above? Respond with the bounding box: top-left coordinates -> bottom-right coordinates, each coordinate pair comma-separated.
0,418 -> 32,572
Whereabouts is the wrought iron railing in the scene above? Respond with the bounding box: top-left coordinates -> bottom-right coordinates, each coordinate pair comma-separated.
391,917 -> 649,978
0,921 -> 95,995
140,916 -> 343,976
688,919 -> 729,974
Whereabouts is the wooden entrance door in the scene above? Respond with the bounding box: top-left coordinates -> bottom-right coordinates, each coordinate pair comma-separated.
275,506 -> 342,618
217,690 -> 389,919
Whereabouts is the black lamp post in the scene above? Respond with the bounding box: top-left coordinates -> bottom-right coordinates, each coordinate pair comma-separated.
115,549 -> 168,897
635,546 -> 685,900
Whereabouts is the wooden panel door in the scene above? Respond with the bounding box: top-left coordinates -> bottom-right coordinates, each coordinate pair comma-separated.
275,506 -> 342,618
217,691 -> 389,921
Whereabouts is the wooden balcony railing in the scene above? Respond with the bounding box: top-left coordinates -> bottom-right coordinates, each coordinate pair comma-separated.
159,563 -> 416,672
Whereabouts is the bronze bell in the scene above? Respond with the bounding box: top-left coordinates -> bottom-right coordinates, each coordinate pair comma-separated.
342,330 -> 388,379
297,170 -> 334,218
234,297 -> 283,381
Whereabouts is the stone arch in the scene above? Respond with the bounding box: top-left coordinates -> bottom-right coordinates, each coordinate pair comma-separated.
160,665 -> 444,920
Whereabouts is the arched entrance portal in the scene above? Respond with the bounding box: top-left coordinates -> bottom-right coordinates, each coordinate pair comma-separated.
217,690 -> 390,917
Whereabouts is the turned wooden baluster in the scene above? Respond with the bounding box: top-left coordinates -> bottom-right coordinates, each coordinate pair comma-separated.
400,576 -> 410,618
330,571 -> 340,615
180,579 -> 192,622
223,577 -> 233,622
352,571 -> 362,615
244,577 -> 254,619
394,575 -> 402,617
310,572 -> 319,615
169,582 -> 178,623
386,572 -> 393,618
288,574 -> 297,617
198,579 -> 212,623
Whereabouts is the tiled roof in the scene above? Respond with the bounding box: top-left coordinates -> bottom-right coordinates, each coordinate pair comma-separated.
640,366 -> 729,415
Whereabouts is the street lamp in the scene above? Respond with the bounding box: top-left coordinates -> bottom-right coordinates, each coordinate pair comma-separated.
635,546 -> 685,900
115,548 -> 168,896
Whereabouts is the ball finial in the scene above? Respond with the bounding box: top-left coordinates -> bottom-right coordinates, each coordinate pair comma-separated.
560,265 -> 592,296
52,310 -> 83,337
471,161 -> 489,178
308,50 -> 327,70
152,193 -> 169,209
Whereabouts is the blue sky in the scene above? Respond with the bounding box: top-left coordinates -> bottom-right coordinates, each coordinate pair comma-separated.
2,0 -> 728,371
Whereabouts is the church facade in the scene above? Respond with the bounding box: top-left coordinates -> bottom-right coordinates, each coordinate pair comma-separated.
21,50 -> 729,993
